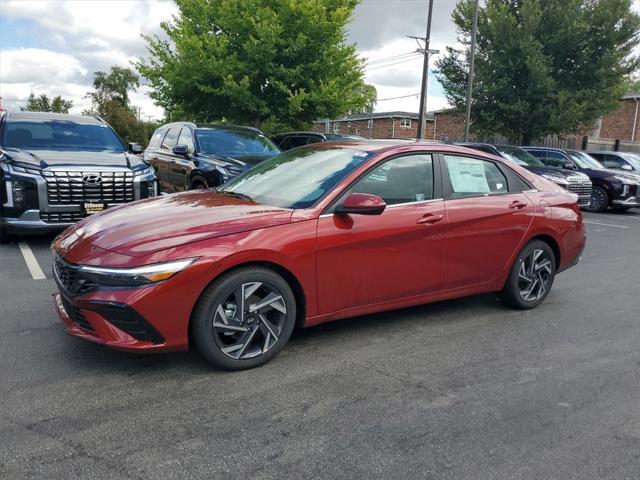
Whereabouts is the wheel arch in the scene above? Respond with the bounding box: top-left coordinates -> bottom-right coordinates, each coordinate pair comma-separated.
528,234 -> 561,269
188,260 -> 308,347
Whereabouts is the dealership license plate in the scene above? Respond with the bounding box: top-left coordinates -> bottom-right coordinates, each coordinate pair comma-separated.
84,202 -> 105,214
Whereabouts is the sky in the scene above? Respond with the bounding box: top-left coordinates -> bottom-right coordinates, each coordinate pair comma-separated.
0,0 -> 461,119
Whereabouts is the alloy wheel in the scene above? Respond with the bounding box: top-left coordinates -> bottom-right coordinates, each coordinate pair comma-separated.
589,188 -> 606,211
518,249 -> 553,302
211,282 -> 287,360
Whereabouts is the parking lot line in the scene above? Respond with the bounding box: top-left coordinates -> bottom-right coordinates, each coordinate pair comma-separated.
583,220 -> 629,229
17,242 -> 47,280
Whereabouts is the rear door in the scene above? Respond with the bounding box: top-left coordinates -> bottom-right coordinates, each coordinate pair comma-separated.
440,153 -> 535,289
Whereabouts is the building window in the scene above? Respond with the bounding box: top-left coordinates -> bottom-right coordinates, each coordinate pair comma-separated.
400,118 -> 412,128
347,121 -> 352,128
333,123 -> 340,133
355,129 -> 360,135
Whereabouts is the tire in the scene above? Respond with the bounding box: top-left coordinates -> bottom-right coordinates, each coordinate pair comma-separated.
586,186 -> 609,213
188,175 -> 210,190
191,266 -> 297,370
0,226 -> 11,244
499,240 -> 556,310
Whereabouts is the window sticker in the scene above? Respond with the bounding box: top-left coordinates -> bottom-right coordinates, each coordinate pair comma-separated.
447,158 -> 490,193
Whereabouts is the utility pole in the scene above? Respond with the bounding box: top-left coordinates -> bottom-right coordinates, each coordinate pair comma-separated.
463,0 -> 480,142
411,0 -> 436,140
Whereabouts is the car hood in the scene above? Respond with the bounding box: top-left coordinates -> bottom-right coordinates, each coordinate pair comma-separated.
580,167 -> 640,182
61,191 -> 293,258
3,148 -> 139,168
524,166 -> 585,179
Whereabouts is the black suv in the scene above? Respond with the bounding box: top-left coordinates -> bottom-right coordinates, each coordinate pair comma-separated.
522,147 -> 640,212
271,132 -> 365,151
460,143 -> 592,208
144,123 -> 280,192
587,151 -> 640,174
0,111 -> 157,243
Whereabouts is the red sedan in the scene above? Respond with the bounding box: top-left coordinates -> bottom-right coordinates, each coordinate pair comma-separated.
52,142 -> 586,369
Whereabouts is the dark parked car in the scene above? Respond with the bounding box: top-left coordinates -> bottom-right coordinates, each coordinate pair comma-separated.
459,143 -> 592,208
587,151 -> 640,174
521,147 -> 640,212
145,123 -> 280,192
271,132 -> 365,151
0,111 -> 157,243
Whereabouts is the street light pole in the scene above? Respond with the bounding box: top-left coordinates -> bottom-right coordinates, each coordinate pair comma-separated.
463,0 -> 480,142
416,0 -> 435,140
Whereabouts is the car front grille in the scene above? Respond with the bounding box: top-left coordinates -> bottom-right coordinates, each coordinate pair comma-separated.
60,295 -> 94,332
566,177 -> 593,197
40,212 -> 87,224
43,170 -> 134,205
53,255 -> 98,297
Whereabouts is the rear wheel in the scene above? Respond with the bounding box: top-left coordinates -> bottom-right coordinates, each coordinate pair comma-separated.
191,267 -> 297,370
188,175 -> 210,190
586,186 -> 609,213
499,240 -> 556,310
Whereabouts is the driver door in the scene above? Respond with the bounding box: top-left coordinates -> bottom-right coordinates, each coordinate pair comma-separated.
316,153 -> 446,314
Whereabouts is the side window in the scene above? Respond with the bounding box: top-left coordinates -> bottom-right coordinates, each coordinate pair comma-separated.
545,151 -> 568,168
161,127 -> 180,150
148,129 -> 166,149
177,128 -> 194,153
351,154 -> 434,205
526,150 -> 546,162
444,155 -> 508,198
288,136 -> 310,149
602,154 -> 625,169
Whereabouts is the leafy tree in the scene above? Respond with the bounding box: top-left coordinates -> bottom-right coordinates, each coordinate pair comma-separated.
22,92 -> 73,113
436,0 -> 640,144
137,0 -> 373,133
84,66 -> 146,143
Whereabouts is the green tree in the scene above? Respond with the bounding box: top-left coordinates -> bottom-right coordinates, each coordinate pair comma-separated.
22,92 -> 73,113
436,0 -> 640,143
137,0 -> 372,133
84,66 -> 146,143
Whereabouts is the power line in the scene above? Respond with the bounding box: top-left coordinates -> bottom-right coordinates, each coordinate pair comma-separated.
365,51 -> 420,66
377,93 -> 420,102
365,54 -> 422,71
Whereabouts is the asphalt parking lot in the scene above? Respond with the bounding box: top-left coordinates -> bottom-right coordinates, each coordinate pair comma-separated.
1,210 -> 639,480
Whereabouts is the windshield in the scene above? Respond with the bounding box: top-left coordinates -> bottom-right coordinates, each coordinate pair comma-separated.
196,129 -> 280,157
496,146 -> 544,167
568,151 -> 604,169
2,120 -> 125,151
219,146 -> 374,208
620,152 -> 640,170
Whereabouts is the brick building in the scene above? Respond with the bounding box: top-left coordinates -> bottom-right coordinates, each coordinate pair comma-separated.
314,92 -> 640,144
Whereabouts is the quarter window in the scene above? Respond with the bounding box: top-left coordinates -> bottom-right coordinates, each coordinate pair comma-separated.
350,154 -> 434,205
444,155 -> 508,198
148,129 -> 166,149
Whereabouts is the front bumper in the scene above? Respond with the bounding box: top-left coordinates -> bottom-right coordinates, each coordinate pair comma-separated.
612,196 -> 640,207
2,210 -> 73,233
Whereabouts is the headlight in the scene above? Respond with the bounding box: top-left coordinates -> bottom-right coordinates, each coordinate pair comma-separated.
79,258 -> 197,287
614,176 -> 640,185
215,165 -> 229,178
133,166 -> 152,176
10,164 -> 41,175
541,174 -> 569,186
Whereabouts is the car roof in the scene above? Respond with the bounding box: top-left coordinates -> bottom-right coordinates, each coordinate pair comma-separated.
3,111 -> 104,124
159,122 -> 264,134
273,131 -> 325,137
307,139 -> 493,156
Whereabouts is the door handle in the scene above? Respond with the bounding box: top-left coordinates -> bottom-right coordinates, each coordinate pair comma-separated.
417,214 -> 444,225
509,200 -> 527,210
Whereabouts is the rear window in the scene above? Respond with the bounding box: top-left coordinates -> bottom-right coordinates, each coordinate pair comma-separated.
2,120 -> 125,151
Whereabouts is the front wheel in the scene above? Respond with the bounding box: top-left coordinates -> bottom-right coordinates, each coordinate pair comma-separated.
191,267 -> 297,370
586,186 -> 609,213
499,240 -> 556,310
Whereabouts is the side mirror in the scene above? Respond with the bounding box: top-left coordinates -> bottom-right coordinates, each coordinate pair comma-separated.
563,162 -> 576,170
621,164 -> 633,171
335,193 -> 386,216
172,144 -> 189,156
128,142 -> 144,154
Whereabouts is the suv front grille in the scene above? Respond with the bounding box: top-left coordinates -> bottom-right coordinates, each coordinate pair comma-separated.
566,178 -> 592,197
53,255 -> 98,297
43,170 -> 134,205
40,212 -> 86,224
60,296 -> 94,332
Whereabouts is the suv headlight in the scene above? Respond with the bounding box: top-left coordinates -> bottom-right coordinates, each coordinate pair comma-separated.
133,166 -> 152,176
541,174 -> 569,186
79,258 -> 197,287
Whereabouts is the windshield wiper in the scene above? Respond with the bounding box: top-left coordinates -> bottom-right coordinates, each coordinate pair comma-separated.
217,190 -> 254,202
